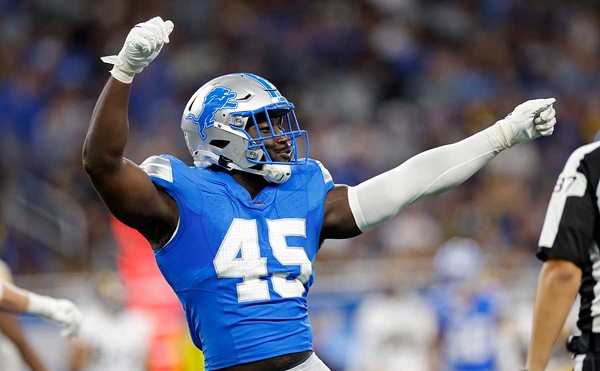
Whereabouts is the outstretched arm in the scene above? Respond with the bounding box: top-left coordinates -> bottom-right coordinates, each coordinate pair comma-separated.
83,17 -> 178,248
321,99 -> 556,238
526,259 -> 580,371
0,282 -> 82,337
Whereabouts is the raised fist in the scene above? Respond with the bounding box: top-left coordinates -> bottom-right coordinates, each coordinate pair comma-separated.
101,16 -> 174,83
496,98 -> 557,147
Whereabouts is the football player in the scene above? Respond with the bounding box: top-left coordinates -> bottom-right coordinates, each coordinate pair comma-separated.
84,16 -> 557,371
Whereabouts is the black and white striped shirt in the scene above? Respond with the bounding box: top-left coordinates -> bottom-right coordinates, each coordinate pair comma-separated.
537,141 -> 600,333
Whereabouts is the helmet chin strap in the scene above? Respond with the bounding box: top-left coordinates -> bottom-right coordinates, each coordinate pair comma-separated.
193,150 -> 291,184
227,162 -> 292,184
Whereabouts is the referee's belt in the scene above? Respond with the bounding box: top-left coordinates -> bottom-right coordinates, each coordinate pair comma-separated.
567,333 -> 600,353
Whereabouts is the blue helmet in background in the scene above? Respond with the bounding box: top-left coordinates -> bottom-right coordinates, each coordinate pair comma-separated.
433,237 -> 483,282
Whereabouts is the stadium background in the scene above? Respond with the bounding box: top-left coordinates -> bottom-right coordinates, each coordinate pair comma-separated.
0,0 -> 598,369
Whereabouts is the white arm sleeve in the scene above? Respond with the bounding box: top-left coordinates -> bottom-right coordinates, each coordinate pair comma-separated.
347,124 -> 510,232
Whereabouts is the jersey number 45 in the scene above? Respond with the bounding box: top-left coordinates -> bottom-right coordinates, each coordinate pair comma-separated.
213,218 -> 312,303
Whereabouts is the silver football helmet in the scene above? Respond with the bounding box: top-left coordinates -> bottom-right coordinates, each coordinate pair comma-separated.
181,73 -> 308,183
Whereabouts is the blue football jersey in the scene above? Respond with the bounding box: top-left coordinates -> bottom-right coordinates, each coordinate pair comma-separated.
140,155 -> 334,370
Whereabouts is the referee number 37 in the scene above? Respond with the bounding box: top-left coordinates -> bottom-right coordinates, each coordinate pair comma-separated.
213,218 -> 312,303
553,175 -> 577,193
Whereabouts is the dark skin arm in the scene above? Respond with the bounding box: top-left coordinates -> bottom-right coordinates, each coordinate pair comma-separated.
321,186 -> 362,240
0,312 -> 48,371
83,78 -> 179,249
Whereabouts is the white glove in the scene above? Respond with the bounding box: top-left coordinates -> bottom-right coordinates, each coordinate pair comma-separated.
494,98 -> 557,148
101,16 -> 174,83
27,293 -> 83,338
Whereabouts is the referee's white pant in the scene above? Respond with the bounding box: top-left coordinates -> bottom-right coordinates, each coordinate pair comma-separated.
287,353 -> 330,371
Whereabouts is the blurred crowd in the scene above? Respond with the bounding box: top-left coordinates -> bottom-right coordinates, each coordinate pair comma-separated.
0,0 -> 598,369
1,0 -> 598,275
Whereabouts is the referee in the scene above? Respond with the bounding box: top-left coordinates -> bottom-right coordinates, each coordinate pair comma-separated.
526,137 -> 600,371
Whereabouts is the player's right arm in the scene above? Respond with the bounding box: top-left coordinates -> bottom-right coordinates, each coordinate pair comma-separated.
82,17 -> 178,248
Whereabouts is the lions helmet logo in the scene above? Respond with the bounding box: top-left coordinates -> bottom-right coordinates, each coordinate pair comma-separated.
186,87 -> 239,139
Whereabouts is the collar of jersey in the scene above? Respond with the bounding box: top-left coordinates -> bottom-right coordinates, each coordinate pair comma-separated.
207,169 -> 277,209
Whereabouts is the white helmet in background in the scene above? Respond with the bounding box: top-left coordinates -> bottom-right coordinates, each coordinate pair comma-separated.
433,237 -> 483,282
181,73 -> 309,183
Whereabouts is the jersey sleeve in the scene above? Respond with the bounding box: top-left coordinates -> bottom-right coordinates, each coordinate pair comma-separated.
537,147 -> 599,268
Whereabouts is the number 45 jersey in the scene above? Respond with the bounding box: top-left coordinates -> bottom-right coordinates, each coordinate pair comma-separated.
140,155 -> 334,370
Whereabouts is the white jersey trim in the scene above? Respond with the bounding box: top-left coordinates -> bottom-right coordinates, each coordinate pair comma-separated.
597,177 -> 600,214
139,155 -> 174,183
591,244 -> 600,332
315,160 -> 333,184
164,218 -> 180,247
539,142 -> 600,248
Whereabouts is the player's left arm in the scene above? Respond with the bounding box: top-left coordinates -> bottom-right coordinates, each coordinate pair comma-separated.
321,99 -> 556,238
526,259 -> 580,371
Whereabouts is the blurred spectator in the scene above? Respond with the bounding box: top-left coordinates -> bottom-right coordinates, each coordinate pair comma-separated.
1,0 -> 597,273
427,237 -> 521,371
69,270 -> 154,371
349,284 -> 438,371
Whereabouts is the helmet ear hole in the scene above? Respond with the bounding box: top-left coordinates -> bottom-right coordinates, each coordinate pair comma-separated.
209,140 -> 230,149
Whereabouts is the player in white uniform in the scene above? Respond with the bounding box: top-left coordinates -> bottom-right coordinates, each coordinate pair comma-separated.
69,271 -> 154,371
350,290 -> 438,371
0,259 -> 82,370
